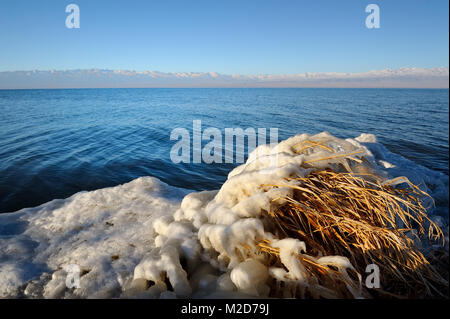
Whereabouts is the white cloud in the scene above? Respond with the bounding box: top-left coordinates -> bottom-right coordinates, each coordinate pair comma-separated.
0,67 -> 448,89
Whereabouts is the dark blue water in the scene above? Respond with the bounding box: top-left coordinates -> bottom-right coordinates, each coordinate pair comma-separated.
0,88 -> 448,213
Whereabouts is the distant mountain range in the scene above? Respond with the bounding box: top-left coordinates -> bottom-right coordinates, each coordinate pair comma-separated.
0,67 -> 448,89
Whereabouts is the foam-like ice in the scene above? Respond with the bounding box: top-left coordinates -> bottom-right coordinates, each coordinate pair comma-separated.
0,132 -> 448,298
0,177 -> 188,298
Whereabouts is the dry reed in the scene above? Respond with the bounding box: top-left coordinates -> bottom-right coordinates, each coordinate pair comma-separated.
256,141 -> 448,298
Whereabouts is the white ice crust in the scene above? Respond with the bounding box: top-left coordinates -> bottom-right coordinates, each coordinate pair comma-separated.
0,132 -> 448,298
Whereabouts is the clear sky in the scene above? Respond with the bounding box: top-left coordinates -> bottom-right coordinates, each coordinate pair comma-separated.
0,0 -> 448,74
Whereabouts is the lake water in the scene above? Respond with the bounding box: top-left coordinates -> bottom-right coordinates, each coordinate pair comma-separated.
0,88 -> 448,213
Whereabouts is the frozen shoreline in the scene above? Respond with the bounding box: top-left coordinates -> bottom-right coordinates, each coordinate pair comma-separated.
0,132 -> 448,298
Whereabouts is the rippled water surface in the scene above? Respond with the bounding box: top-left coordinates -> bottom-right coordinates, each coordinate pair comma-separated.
0,88 -> 448,213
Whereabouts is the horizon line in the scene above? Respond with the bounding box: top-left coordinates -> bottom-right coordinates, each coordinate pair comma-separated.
1,87 -> 449,90
1,66 -> 448,89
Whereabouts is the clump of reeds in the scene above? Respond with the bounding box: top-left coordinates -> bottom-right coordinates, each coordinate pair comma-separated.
257,140 -> 448,298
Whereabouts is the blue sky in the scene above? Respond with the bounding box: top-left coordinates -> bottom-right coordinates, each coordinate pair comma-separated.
0,0 -> 448,74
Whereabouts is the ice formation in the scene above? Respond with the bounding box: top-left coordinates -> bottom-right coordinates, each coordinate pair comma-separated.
0,132 -> 448,298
